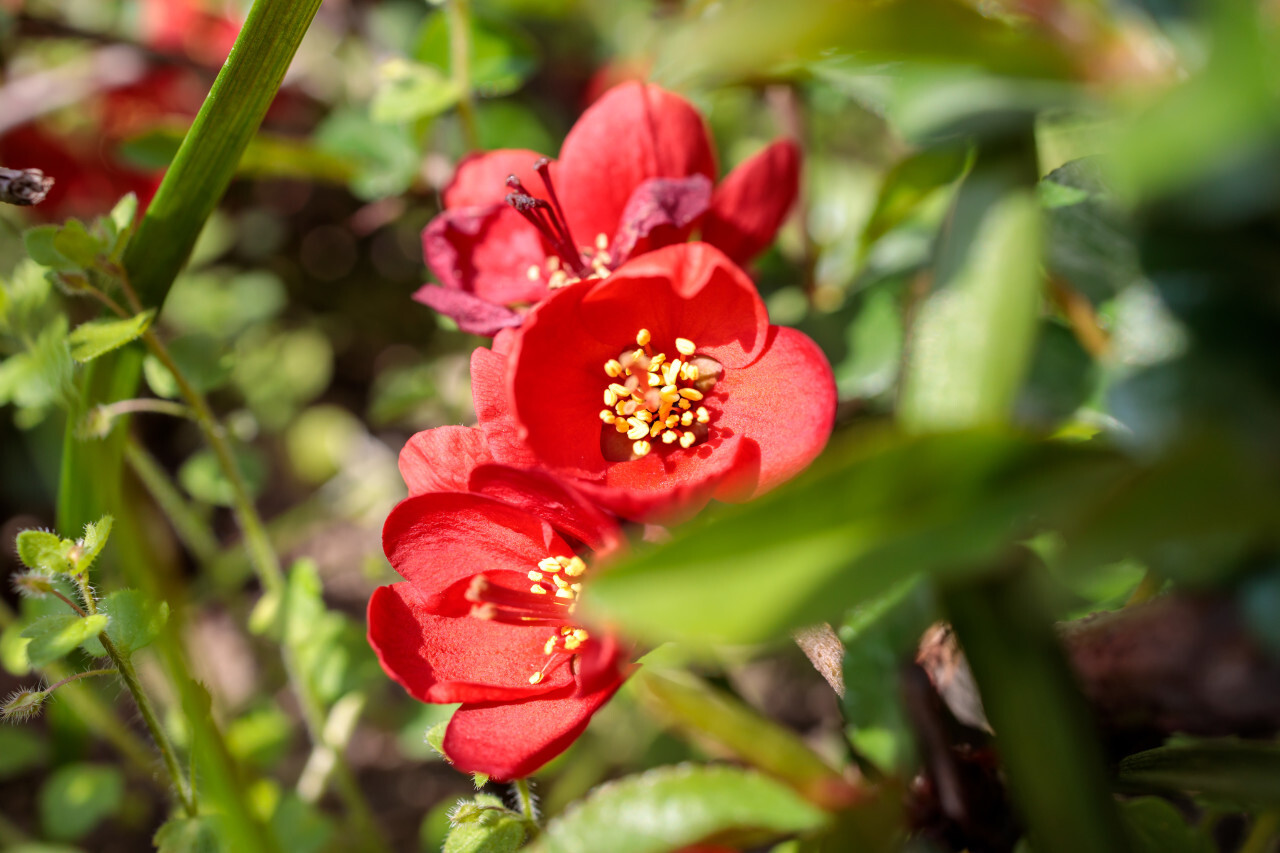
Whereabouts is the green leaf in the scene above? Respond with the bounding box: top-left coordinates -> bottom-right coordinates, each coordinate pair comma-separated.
268,792 -> 334,853
22,614 -> 109,667
0,727 -> 48,781
38,762 -> 125,841
226,706 -> 293,768
426,719 -> 449,760
635,669 -> 855,809
155,815 -> 227,853
1119,797 -> 1214,853
75,516 -> 113,575
583,430 -> 1128,646
859,146 -> 969,256
900,187 -> 1043,431
370,59 -> 460,124
15,530 -> 73,574
68,311 -> 155,363
51,219 -> 103,270
443,802 -> 527,853
315,107 -> 421,200
88,589 -> 168,655
1117,741 -> 1280,809
107,193 -> 138,240
525,764 -> 828,853
142,334 -> 233,399
23,226 -> 77,272
1041,159 -> 1140,304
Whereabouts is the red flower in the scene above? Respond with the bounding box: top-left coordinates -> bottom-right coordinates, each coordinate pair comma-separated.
368,449 -> 630,781
416,82 -> 801,335
471,242 -> 836,521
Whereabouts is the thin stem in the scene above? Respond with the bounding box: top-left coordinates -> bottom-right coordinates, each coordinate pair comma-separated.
44,667 -> 117,692
99,633 -> 198,817
50,587 -> 88,618
513,778 -> 538,826
447,0 -> 480,151
125,437 -> 220,566
96,397 -> 193,423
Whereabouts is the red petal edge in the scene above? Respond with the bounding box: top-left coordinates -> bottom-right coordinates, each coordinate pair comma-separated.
702,139 -> 801,266
398,426 -> 495,496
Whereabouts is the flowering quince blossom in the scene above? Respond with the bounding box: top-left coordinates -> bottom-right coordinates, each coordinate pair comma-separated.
471,241 -> 837,521
368,451 -> 631,781
415,81 -> 801,335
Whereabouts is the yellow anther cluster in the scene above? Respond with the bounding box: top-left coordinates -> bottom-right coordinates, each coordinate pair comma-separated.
597,329 -> 712,457
525,233 -> 614,290
525,555 -> 593,685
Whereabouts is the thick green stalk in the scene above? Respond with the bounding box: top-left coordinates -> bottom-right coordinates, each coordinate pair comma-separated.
123,0 -> 324,305
514,778 -> 539,826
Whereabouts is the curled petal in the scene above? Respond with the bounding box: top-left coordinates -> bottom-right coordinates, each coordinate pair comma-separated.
469,464 -> 624,556
611,174 -> 713,264
444,673 -> 628,781
702,139 -> 801,266
368,583 -> 570,704
399,426 -> 494,496
472,333 -> 540,468
412,284 -> 524,337
711,326 -> 836,502
558,83 -> 717,253
421,206 -> 548,310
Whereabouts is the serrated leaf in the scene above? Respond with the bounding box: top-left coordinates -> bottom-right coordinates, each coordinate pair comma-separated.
525,765 -> 828,853
426,719 -> 449,759
39,762 -> 124,841
82,589 -> 168,656
371,59 -> 460,124
15,530 -> 73,574
52,219 -> 103,269
75,516 -> 113,575
22,614 -> 109,666
68,311 -> 155,363
106,193 -> 139,256
155,815 -> 226,853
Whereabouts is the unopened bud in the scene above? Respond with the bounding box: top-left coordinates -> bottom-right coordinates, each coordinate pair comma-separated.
1,688 -> 47,723
12,572 -> 54,598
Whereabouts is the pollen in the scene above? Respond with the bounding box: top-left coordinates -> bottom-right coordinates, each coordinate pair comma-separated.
530,585 -> 548,594
528,570 -> 543,581
599,330 -> 717,454
527,265 -> 541,281
529,672 -> 544,684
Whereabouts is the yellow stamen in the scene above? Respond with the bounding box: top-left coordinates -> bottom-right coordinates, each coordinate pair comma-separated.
553,575 -> 570,589
564,556 -> 587,576
527,265 -> 540,281
678,399 -> 692,410
596,233 -> 609,251
609,383 -> 631,397
547,256 -> 560,272
681,411 -> 693,427
604,388 -> 618,407
555,588 -> 574,599
679,388 -> 704,401
544,636 -> 557,654
636,329 -> 651,347
680,431 -> 697,448
650,420 -> 664,438
538,558 -> 562,573
615,418 -> 629,433
530,585 -> 548,594
605,359 -> 623,377
676,337 -> 696,356
556,556 -> 574,568
684,364 -> 699,381
635,409 -> 653,423
662,431 -> 678,444
663,360 -> 681,385
627,421 -> 649,440
633,439 -> 652,457
600,409 -> 616,424
696,406 -> 710,424
529,672 -> 544,684
528,570 -> 543,581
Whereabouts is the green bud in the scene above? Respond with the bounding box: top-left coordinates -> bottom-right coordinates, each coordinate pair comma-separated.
1,688 -> 47,723
12,572 -> 55,598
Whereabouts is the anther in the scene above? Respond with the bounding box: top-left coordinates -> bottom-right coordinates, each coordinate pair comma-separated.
564,556 -> 587,577
530,585 -> 548,594
600,410 -> 616,424
529,672 -> 544,684
676,338 -> 696,355
528,570 -> 543,581
679,388 -> 704,401
527,265 -> 540,281
662,431 -> 678,444
596,233 -> 609,251
636,329 -> 651,347
680,431 -> 697,448
605,359 -> 623,377
696,407 -> 710,424
633,439 -> 652,457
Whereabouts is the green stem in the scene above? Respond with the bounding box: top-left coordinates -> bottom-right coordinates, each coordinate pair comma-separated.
49,587 -> 88,618
0,600 -> 156,777
100,633 -> 198,817
96,397 -> 193,423
513,778 -> 538,826
447,0 -> 480,151
125,436 -> 220,566
43,667 -> 117,692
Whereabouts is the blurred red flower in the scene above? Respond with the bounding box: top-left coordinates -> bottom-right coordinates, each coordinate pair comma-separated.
416,81 -> 801,335
368,452 -> 630,781
471,242 -> 835,521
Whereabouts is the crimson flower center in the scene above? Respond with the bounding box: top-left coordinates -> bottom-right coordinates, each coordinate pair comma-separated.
599,328 -> 720,461
465,553 -> 591,685
504,158 -> 614,289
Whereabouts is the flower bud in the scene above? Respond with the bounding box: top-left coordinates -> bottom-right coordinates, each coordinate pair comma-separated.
1,688 -> 47,723
12,572 -> 55,598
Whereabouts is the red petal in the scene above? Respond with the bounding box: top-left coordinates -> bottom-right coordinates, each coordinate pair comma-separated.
711,326 -> 836,501
368,583 -> 570,704
443,673 -> 628,781
398,426 -> 494,496
702,139 -> 801,265
421,206 -> 549,307
558,83 -> 717,256
443,149 -> 547,208
469,464 -> 624,556
383,492 -> 571,608
412,284 -> 524,336
472,333 -> 539,468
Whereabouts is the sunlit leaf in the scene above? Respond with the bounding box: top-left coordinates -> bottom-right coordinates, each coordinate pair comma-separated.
22,614 -> 109,667
38,763 -> 124,841
68,311 -> 155,363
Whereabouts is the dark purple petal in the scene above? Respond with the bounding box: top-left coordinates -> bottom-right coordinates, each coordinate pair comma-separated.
413,284 -> 525,336
610,174 -> 713,264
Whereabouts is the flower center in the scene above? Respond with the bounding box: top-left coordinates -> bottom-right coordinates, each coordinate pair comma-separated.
505,158 -> 613,287
598,329 -> 721,461
465,553 -> 592,685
